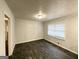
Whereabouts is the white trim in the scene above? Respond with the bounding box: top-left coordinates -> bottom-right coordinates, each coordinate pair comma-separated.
15,39 -> 42,44
45,39 -> 78,55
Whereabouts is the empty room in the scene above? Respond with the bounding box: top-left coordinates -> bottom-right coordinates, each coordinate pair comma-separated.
0,0 -> 78,59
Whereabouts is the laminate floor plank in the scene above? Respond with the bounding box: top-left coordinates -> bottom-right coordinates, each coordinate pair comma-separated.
10,40 -> 77,59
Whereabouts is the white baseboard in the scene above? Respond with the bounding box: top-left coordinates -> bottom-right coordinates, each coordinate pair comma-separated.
45,39 -> 78,55
15,39 -> 43,44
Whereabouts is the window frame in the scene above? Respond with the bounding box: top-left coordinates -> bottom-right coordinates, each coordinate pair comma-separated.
48,22 -> 65,40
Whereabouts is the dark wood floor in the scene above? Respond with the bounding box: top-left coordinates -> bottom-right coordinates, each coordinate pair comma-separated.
10,39 -> 78,59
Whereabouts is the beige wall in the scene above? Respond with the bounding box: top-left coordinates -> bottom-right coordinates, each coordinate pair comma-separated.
43,14 -> 78,54
0,0 -> 15,56
15,19 -> 43,44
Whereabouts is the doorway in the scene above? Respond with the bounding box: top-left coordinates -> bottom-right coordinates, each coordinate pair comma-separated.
4,15 -> 10,56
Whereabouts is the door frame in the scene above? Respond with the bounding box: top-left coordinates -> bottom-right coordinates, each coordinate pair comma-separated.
4,14 -> 10,56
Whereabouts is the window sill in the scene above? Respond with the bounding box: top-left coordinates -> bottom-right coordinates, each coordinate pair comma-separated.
48,35 -> 64,40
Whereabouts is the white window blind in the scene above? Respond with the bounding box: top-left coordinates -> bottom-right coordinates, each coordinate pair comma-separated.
48,23 -> 64,39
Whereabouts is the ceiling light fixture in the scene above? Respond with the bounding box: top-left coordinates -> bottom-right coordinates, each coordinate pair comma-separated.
34,10 -> 46,19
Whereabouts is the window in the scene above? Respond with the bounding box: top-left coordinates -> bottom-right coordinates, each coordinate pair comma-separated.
48,23 -> 64,39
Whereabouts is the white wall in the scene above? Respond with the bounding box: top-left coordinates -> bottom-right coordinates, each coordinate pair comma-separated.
15,19 -> 43,44
43,14 -> 78,54
0,0 -> 15,56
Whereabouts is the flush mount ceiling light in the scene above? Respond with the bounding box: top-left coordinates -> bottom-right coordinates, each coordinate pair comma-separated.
34,10 -> 46,19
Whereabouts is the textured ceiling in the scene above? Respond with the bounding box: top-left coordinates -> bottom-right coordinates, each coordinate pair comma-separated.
5,0 -> 77,21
